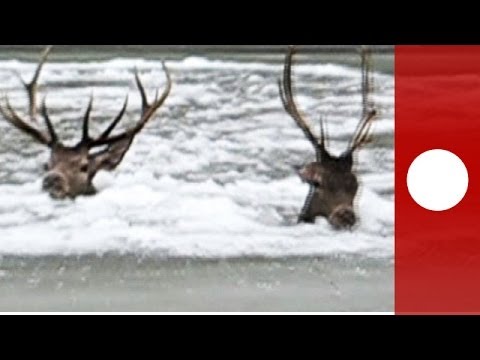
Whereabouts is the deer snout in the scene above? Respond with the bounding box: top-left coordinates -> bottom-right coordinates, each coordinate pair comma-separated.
42,172 -> 69,200
329,205 -> 357,230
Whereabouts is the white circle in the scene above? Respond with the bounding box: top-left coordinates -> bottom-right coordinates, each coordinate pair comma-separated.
407,149 -> 469,211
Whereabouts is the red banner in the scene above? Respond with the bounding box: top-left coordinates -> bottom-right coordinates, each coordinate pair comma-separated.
396,46 -> 480,314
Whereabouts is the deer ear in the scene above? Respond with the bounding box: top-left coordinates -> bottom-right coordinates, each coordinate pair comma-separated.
91,138 -> 134,172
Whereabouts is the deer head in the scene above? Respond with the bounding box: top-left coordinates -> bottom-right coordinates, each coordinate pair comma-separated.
279,46 -> 377,230
0,46 -> 172,200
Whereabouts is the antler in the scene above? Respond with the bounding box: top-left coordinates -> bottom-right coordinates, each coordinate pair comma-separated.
279,46 -> 325,162
348,47 -> 378,153
17,45 -> 52,121
1,46 -> 172,153
86,63 -> 172,148
0,46 -> 58,147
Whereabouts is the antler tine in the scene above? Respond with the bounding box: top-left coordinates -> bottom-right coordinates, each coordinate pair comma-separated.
89,62 -> 172,148
97,95 -> 129,141
140,62 -> 172,120
40,98 -> 58,145
81,95 -> 94,145
348,47 -> 378,153
361,46 -> 371,119
0,95 -> 52,146
22,45 -> 53,121
134,68 -> 150,116
279,46 -> 324,161
319,116 -> 326,147
350,110 -> 377,152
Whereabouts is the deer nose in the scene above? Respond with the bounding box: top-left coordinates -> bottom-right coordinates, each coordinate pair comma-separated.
329,206 -> 357,230
42,173 -> 68,199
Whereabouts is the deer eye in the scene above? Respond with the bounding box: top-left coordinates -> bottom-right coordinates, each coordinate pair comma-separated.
43,163 -> 49,171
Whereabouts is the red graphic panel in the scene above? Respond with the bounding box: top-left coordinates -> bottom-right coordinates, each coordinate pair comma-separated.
396,46 -> 480,314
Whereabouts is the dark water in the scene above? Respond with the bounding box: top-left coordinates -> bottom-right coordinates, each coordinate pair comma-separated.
0,46 -> 394,312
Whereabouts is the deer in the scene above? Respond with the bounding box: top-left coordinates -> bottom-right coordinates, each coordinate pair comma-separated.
279,46 -> 377,230
0,46 -> 172,200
